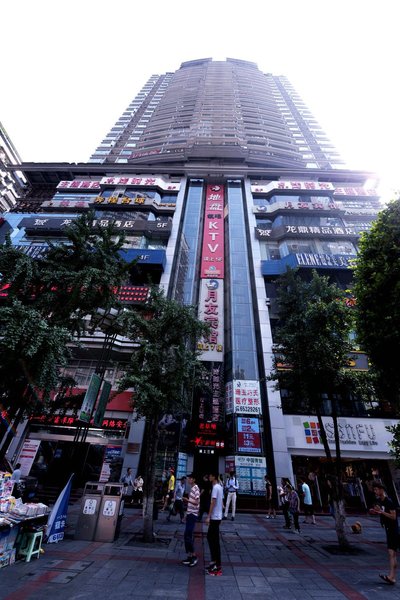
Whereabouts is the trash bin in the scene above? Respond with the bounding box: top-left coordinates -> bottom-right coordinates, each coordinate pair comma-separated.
75,482 -> 105,541
94,483 -> 124,542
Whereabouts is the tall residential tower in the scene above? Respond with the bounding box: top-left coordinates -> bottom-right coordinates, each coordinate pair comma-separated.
90,58 -> 344,170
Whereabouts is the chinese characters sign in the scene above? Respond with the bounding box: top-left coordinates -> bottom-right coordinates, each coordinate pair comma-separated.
228,455 -> 267,495
237,417 -> 262,453
99,176 -> 180,190
225,380 -> 262,415
201,185 -> 224,278
56,180 -> 100,190
251,181 -> 334,194
198,279 -> 224,361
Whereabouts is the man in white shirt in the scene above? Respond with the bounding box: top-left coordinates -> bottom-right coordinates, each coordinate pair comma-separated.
206,472 -> 224,576
223,470 -> 239,521
299,477 -> 316,524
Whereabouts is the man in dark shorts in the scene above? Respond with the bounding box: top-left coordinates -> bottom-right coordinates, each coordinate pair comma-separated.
370,483 -> 399,585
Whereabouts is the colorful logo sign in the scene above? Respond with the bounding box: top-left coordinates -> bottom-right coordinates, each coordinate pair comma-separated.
303,421 -> 321,444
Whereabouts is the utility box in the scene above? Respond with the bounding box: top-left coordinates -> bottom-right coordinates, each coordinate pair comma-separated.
94,483 -> 124,542
75,482 -> 105,541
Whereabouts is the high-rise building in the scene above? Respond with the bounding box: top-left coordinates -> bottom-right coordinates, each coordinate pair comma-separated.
0,122 -> 27,213
90,58 -> 344,170
2,59 -> 396,509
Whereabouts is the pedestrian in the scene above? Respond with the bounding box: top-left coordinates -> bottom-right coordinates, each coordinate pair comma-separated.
223,470 -> 239,521
265,475 -> 276,519
11,463 -> 22,499
288,484 -> 300,533
279,477 -> 292,529
370,483 -> 398,585
206,471 -> 224,576
11,463 -> 22,484
299,476 -> 315,524
120,467 -> 134,504
168,476 -> 186,523
133,475 -> 144,505
181,473 -> 200,567
162,467 -> 175,510
199,474 -> 211,522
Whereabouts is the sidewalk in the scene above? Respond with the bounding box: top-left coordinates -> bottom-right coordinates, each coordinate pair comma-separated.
1,507 -> 400,600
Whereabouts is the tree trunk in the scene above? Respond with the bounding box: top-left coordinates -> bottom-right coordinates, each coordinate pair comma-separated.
331,400 -> 350,548
315,405 -> 332,460
332,498 -> 350,548
142,413 -> 160,543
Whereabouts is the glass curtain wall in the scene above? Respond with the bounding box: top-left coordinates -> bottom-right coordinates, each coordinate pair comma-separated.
172,180 -> 204,305
225,181 -> 259,381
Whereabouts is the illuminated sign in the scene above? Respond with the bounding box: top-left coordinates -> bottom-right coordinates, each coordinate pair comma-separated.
30,414 -> 127,430
200,184 -> 224,278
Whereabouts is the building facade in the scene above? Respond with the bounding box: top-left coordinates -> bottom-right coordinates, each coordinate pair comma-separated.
0,121 -> 27,214
2,59 -> 397,508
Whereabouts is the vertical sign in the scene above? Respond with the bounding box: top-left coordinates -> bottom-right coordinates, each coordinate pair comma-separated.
17,439 -> 41,477
237,417 -> 262,453
79,373 -> 101,423
198,279 -> 224,361
201,185 -> 224,278
93,381 -> 112,427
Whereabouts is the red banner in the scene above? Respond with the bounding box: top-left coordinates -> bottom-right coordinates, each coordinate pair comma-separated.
201,184 -> 224,278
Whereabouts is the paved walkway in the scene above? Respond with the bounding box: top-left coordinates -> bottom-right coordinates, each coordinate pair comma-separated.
2,507 -> 400,599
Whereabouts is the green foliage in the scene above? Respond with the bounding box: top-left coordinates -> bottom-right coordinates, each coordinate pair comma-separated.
0,213 -> 130,421
271,269 -> 355,408
352,199 -> 400,405
387,423 -> 400,467
118,287 -> 210,419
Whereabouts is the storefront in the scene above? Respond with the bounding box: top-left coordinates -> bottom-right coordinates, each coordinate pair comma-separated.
284,415 -> 400,511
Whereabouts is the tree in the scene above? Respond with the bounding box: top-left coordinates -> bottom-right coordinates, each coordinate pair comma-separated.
118,287 -> 209,543
352,198 -> 400,407
270,268 -> 362,548
0,212 -> 131,456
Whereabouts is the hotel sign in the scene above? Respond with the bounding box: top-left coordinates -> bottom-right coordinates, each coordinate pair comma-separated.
295,253 -> 355,268
255,225 -> 357,239
198,279 -> 224,361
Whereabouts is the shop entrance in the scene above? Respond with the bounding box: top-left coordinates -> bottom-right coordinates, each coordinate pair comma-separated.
29,440 -> 108,490
194,453 -> 219,479
291,456 -> 396,512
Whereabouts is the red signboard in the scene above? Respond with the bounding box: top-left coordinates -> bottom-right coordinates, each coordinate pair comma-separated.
237,417 -> 262,453
29,414 -> 127,430
201,185 -> 224,278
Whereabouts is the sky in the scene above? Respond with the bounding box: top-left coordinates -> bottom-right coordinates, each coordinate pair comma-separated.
1,0 -> 398,202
